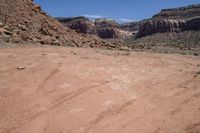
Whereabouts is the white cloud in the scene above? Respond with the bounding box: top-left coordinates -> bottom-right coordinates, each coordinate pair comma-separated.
82,14 -> 105,19
119,18 -> 133,22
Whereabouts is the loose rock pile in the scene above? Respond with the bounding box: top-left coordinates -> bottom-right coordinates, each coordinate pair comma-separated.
0,0 -> 121,48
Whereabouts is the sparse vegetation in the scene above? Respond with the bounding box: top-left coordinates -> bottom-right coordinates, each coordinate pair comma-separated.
127,31 -> 200,48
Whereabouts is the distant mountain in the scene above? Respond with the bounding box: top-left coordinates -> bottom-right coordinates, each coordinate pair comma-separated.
136,4 -> 200,38
128,4 -> 200,49
56,3 -> 200,49
153,4 -> 200,19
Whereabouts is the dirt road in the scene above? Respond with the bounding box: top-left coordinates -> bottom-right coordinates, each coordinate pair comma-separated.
0,46 -> 200,133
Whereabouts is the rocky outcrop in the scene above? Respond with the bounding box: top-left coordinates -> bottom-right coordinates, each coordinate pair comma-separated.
95,18 -> 118,28
96,28 -> 133,39
187,17 -> 200,30
136,4 -> 200,38
136,19 -> 186,38
95,18 -> 119,39
96,28 -> 117,38
56,17 -> 95,34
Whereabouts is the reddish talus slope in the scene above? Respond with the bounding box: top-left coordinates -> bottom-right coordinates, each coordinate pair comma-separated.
0,0 -> 117,48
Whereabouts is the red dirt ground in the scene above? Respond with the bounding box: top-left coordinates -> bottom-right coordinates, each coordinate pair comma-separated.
0,45 -> 200,133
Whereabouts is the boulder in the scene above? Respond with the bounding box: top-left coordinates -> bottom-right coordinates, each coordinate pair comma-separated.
51,40 -> 61,46
18,24 -> 28,31
0,21 -> 3,27
33,4 -> 42,12
0,34 -> 10,42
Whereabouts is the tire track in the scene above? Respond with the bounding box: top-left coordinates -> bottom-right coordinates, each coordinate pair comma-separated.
184,122 -> 200,133
51,79 -> 117,110
145,73 -> 178,89
170,92 -> 200,115
37,68 -> 59,90
84,99 -> 135,132
121,99 -> 186,133
14,79 -> 116,132
174,78 -> 199,96
146,57 -> 193,88
143,57 -> 191,90
167,57 -> 193,70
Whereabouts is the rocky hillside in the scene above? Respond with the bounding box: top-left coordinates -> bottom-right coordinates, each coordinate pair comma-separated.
0,0 -> 118,48
57,17 -> 132,39
136,4 -> 200,38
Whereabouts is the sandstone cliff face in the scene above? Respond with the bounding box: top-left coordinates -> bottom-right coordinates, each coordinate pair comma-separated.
136,19 -> 187,38
153,4 -> 200,19
57,17 -> 132,39
96,28 -> 133,39
57,17 -> 95,34
119,20 -> 147,32
136,4 -> 200,38
96,28 -> 117,38
95,18 -> 118,28
187,17 -> 200,30
95,18 -> 119,39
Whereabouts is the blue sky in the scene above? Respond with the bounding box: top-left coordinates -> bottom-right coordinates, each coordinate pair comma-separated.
34,0 -> 200,23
